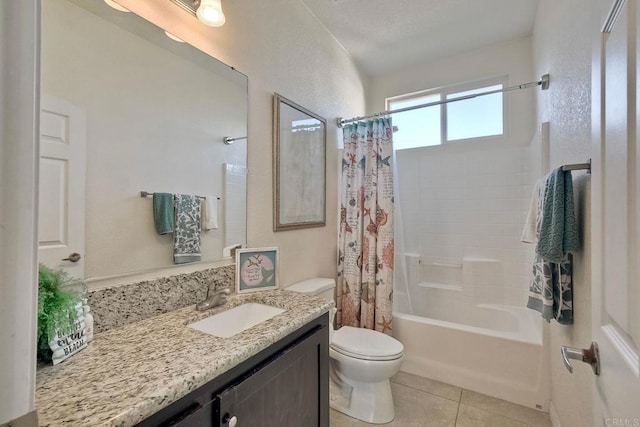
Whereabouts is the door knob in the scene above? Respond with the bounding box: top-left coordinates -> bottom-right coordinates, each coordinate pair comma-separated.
62,252 -> 82,263
561,342 -> 600,375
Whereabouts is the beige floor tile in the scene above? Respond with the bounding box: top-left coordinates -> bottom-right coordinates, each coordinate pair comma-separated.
330,382 -> 458,426
330,409 -> 371,427
391,371 -> 462,402
460,390 -> 551,427
456,404 -> 531,427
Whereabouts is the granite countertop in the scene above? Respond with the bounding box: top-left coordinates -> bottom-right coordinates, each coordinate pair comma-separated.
36,290 -> 333,427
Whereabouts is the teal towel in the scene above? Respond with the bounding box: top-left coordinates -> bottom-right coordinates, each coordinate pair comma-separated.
536,168 -> 579,263
153,193 -> 174,235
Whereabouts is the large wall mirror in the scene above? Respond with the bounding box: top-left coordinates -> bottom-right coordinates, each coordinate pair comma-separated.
40,0 -> 248,281
273,94 -> 326,231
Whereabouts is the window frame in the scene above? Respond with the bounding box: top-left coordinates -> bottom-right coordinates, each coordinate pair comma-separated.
385,75 -> 510,148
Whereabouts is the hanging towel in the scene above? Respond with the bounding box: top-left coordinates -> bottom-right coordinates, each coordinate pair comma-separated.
521,180 -> 544,243
528,254 -> 574,324
536,168 -> 579,262
522,168 -> 578,325
173,194 -> 202,264
153,193 -> 174,235
202,197 -> 218,231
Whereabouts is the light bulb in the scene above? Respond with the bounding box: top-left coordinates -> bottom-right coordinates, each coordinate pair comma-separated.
196,0 -> 226,27
104,0 -> 129,12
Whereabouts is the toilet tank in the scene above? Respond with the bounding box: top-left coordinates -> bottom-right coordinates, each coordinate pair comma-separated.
287,278 -> 335,301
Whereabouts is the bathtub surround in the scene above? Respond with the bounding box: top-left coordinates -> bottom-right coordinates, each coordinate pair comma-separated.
337,117 -> 395,333
370,34 -> 545,412
395,145 -> 535,309
88,264 -> 235,333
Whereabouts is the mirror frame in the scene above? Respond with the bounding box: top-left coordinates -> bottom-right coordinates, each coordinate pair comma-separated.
273,93 -> 327,231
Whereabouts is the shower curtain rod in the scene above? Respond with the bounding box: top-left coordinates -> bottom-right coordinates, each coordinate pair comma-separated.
337,74 -> 550,128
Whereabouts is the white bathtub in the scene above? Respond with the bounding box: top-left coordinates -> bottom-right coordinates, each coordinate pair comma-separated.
393,304 -> 550,410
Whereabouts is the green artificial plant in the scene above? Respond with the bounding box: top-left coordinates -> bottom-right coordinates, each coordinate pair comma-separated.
37,264 -> 83,361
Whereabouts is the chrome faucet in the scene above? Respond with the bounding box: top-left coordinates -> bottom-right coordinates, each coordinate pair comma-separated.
196,287 -> 231,311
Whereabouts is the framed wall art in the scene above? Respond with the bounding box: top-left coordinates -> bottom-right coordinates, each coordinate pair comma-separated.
273,93 -> 326,231
235,247 -> 278,294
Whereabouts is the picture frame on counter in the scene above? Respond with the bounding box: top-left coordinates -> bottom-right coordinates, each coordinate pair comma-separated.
235,247 -> 279,294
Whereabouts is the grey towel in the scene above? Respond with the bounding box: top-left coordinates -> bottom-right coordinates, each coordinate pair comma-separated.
525,168 -> 578,325
173,194 -> 201,264
153,193 -> 174,235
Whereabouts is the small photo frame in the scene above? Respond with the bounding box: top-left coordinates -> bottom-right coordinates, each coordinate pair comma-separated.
235,247 -> 279,294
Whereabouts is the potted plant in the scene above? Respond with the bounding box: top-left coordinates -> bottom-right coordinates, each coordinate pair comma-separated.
37,264 -> 84,362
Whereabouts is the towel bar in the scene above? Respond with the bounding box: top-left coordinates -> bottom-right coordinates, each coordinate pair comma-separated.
561,159 -> 591,174
140,191 -> 220,200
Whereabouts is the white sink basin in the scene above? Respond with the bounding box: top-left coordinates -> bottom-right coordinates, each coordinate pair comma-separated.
188,303 -> 285,338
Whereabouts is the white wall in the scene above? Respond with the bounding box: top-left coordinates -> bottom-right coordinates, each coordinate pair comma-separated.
374,37 -> 537,310
1,0 -> 364,422
0,1 -> 40,424
367,36 -> 535,142
116,0 -> 367,287
532,1 -> 593,426
42,0 -> 247,278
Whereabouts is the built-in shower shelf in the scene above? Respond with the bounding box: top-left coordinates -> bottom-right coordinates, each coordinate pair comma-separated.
417,282 -> 463,292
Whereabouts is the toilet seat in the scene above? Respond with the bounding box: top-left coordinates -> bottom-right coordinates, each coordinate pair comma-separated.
331,326 -> 404,361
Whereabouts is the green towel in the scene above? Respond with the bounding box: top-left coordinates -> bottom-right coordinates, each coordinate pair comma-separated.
536,168 -> 579,263
153,193 -> 174,235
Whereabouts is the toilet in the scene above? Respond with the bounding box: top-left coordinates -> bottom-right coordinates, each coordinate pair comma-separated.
287,278 -> 404,424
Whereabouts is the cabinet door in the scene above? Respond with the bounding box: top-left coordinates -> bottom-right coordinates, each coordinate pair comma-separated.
162,400 -> 215,427
217,327 -> 328,427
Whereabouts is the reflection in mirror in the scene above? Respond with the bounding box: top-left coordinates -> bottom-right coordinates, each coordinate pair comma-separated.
273,94 -> 326,231
40,0 -> 248,280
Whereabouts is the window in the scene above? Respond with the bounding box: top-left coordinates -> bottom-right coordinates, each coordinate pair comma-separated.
387,77 -> 506,150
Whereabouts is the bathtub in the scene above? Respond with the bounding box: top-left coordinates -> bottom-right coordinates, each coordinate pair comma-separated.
393,304 -> 549,410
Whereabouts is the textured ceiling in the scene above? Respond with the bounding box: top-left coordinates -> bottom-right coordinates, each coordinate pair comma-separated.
301,0 -> 539,77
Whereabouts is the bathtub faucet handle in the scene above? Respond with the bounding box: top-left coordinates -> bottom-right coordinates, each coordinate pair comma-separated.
561,342 -> 600,375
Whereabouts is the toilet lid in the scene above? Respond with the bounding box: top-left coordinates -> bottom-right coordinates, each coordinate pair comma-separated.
331,326 -> 404,361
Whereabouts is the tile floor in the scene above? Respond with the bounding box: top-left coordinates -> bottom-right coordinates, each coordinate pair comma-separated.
330,371 -> 552,427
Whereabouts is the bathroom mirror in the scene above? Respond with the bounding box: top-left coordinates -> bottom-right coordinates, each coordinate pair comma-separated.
40,0 -> 248,280
273,94 -> 326,231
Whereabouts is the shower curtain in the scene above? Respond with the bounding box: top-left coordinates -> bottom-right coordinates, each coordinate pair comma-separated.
337,117 -> 394,334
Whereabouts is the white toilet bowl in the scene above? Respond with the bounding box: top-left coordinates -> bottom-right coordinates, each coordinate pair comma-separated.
329,325 -> 404,424
287,278 -> 405,424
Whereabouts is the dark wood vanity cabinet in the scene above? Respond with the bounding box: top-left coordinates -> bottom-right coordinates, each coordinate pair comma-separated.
136,312 -> 329,427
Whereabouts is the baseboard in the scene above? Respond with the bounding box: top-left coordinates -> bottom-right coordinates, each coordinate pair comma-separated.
549,401 -> 562,427
0,410 -> 38,427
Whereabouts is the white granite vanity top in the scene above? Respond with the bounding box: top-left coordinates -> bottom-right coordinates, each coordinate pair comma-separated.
36,290 -> 332,427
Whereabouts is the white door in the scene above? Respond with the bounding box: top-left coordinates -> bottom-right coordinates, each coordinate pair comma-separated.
593,0 -> 640,423
38,95 -> 86,278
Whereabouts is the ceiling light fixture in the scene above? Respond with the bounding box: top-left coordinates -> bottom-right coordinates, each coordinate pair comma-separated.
104,0 -> 130,12
196,0 -> 226,27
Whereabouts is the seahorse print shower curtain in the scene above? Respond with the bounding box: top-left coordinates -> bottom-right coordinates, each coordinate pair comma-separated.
337,117 -> 394,334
